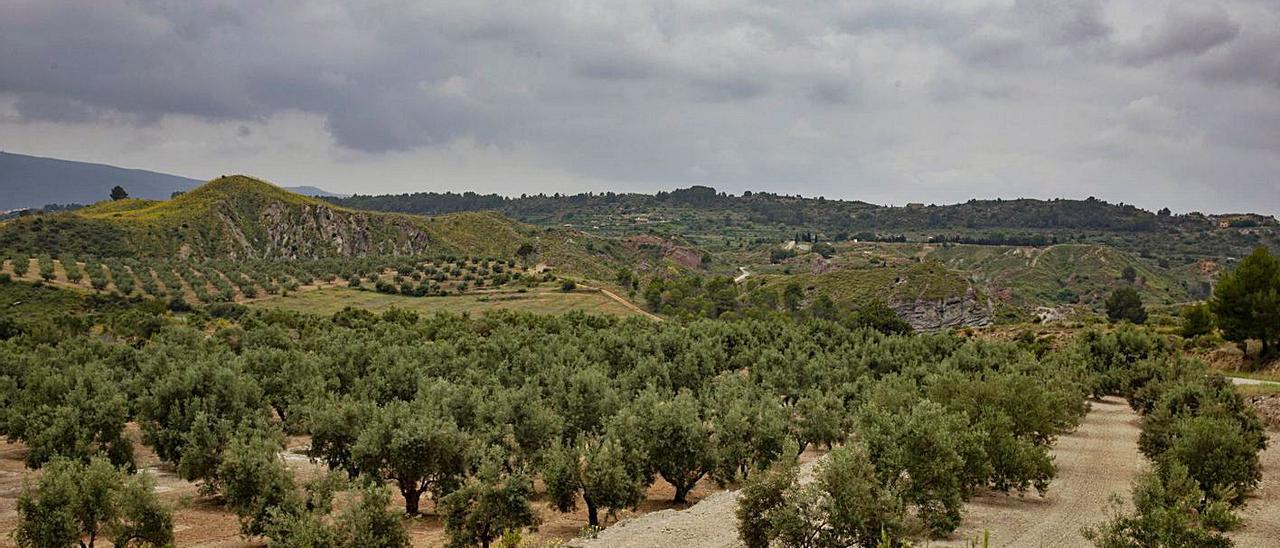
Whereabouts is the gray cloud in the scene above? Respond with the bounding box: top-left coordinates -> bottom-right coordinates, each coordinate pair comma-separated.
1,0 -> 1278,215
1122,3 -> 1240,65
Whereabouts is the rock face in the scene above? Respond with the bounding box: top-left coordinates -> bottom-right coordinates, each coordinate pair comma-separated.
893,288 -> 991,332
251,202 -> 424,258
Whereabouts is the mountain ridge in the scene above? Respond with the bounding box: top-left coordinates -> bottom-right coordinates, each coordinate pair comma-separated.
0,151 -> 343,209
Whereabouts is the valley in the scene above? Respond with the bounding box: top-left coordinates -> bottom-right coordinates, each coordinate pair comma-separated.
0,176 -> 1277,548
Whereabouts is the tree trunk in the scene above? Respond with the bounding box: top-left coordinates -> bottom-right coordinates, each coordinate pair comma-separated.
401,484 -> 422,515
585,496 -> 600,527
674,481 -> 691,504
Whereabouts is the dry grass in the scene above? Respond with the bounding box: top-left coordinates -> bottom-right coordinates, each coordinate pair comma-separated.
246,286 -> 641,318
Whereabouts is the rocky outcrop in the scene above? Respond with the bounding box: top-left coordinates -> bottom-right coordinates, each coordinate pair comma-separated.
893,288 -> 991,332
232,202 -> 438,259
623,234 -> 703,270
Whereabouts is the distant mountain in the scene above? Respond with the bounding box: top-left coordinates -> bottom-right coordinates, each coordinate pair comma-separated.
0,151 -> 345,209
0,151 -> 201,210
283,185 -> 350,198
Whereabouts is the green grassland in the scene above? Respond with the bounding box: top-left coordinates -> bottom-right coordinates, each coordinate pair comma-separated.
778,241 -> 1200,311
750,259 -> 975,306
918,243 -> 1198,308
247,286 -> 641,317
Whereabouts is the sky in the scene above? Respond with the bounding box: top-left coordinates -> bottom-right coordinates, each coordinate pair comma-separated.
1,0 -> 1278,214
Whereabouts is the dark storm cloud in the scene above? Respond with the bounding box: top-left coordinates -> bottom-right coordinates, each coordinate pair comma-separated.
1,0 -> 1279,215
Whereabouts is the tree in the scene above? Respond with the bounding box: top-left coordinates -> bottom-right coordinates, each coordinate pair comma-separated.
14,457 -> 173,548
332,486 -> 411,548
736,453 -> 797,548
514,243 -> 536,262
261,480 -> 409,548
782,282 -> 804,312
543,436 -> 646,527
705,375 -> 788,485
109,186 -> 129,201
791,389 -> 846,455
1163,415 -> 1261,506
634,390 -> 715,503
1084,462 -> 1236,548
217,431 -> 300,536
351,400 -> 471,515
136,355 -> 269,483
737,445 -> 905,548
1210,246 -> 1280,357
1180,303 -> 1214,339
440,454 -> 539,548
2,363 -> 134,470
857,401 -> 971,537
846,301 -> 912,335
1106,287 -> 1147,324
1121,265 -> 1138,283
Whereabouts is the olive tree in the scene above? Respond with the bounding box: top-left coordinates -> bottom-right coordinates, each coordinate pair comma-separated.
14,457 -> 172,548
1084,462 -> 1236,548
632,390 -> 715,503
350,400 -> 471,515
3,363 -> 134,470
136,355 -> 269,483
857,400 -> 973,537
737,445 -> 904,548
543,436 -> 647,528
440,453 -> 539,548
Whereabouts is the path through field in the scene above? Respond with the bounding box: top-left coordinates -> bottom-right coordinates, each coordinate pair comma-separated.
937,396 -> 1143,547
1232,431 -> 1280,546
592,285 -> 664,322
571,397 -> 1147,548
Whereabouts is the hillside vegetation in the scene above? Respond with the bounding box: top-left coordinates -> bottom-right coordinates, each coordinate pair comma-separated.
0,176 -> 667,283
330,186 -> 1279,263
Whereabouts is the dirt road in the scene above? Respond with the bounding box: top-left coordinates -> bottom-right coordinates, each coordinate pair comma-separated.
571,398 -> 1147,548
568,458 -> 823,548
937,397 -> 1144,547
592,286 -> 663,322
1232,432 -> 1280,546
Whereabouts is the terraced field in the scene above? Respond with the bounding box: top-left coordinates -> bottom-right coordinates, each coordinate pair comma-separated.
247,285 -> 643,317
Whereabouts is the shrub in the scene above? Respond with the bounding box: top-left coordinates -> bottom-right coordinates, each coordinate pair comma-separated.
737,445 -> 905,548
1105,287 -> 1147,324
1180,303 -> 1214,339
1084,461 -> 1236,547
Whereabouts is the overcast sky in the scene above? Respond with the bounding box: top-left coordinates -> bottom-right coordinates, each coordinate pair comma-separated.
2,0 -> 1278,214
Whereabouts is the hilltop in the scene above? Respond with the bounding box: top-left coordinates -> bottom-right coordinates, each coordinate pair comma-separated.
0,152 -> 344,211
0,176 -> 669,282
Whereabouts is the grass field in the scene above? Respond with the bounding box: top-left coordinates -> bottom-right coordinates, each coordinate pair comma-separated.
248,286 -> 642,317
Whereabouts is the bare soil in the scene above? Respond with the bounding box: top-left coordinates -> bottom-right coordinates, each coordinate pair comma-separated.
0,427 -> 728,547
568,397 -> 1154,548
936,397 -> 1144,547
568,451 -> 826,548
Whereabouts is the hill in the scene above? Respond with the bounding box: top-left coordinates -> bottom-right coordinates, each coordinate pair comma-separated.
330,187 -> 1279,263
0,151 -> 202,210
0,176 -> 686,284
0,151 -> 343,210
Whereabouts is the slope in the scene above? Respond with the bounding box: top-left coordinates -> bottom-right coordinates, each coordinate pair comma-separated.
0,175 -> 672,283
0,151 -> 201,210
